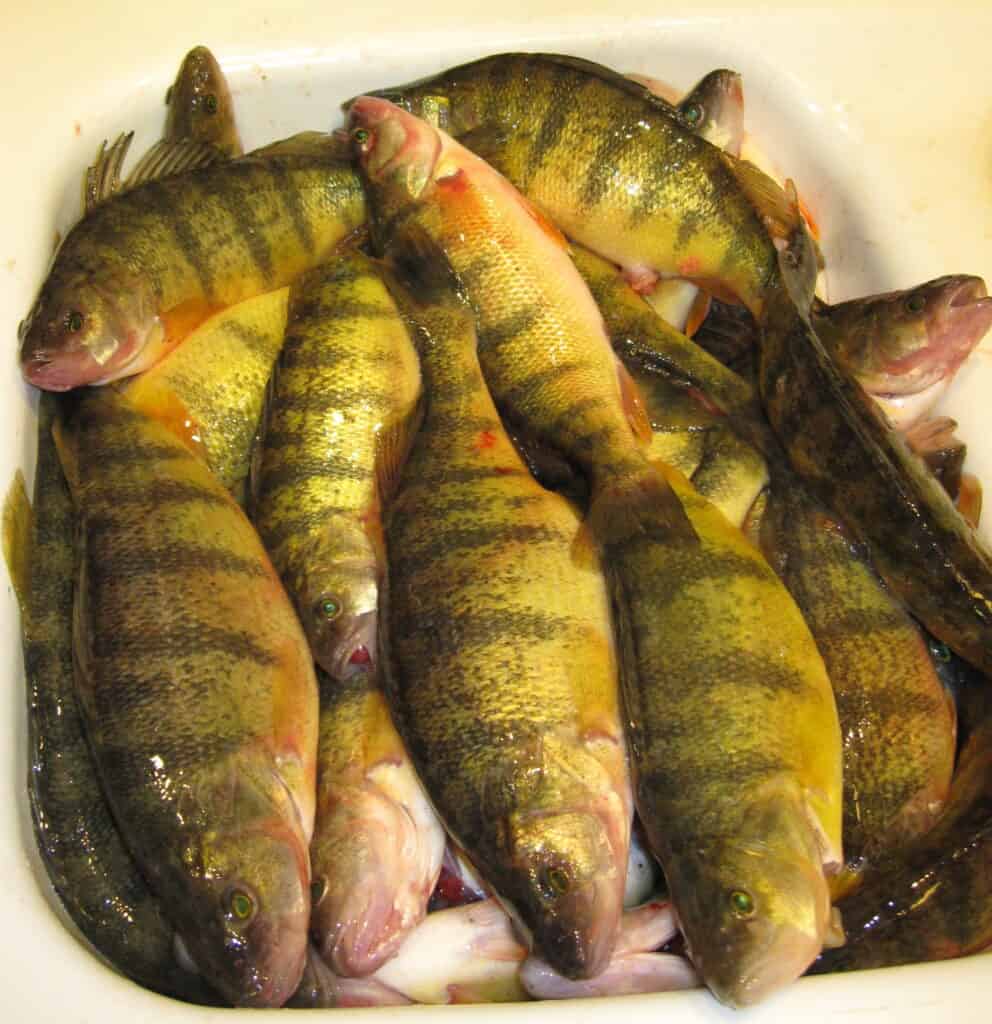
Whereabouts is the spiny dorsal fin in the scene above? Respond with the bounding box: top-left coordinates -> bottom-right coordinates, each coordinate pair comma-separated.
83,132 -> 134,214
83,134 -> 222,213
126,137 -> 222,188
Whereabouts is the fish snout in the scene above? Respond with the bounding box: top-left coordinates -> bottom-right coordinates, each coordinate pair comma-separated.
223,900 -> 310,1007
701,921 -> 822,1008
532,878 -> 622,981
21,345 -> 102,391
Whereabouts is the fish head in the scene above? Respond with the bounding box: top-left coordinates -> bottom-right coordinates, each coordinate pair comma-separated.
166,46 -> 239,155
311,765 -> 444,976
500,806 -> 623,979
171,763 -> 311,1007
822,276 -> 992,397
670,800 -> 831,1008
348,96 -> 443,210
679,69 -> 744,156
290,518 -> 378,679
19,267 -> 160,390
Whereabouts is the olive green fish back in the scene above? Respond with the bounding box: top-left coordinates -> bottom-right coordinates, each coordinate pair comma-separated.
24,393 -> 216,1002
371,53 -> 778,316
64,391 -> 317,884
45,152 -> 365,315
813,709 -> 992,972
760,485 -> 956,875
381,281 -> 628,972
761,242 -> 992,675
252,251 -> 421,667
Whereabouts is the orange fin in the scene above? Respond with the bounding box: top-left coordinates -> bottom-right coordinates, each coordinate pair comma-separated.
515,192 -> 569,249
683,290 -> 712,338
617,361 -> 653,445
160,297 -> 220,348
2,469 -> 32,614
957,473 -> 983,530
123,381 -> 209,464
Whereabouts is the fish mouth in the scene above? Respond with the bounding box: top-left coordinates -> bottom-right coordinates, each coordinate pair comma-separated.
872,276 -> 992,397
311,780 -> 434,976
323,610 -> 378,681
703,921 -> 822,1008
530,876 -> 623,980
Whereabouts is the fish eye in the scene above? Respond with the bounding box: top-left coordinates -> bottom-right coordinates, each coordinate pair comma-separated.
310,877 -> 327,907
930,640 -> 952,662
203,93 -> 219,115
904,293 -> 927,315
352,127 -> 371,147
541,866 -> 572,897
729,889 -> 755,918
316,595 -> 343,621
64,310 -> 85,333
683,102 -> 704,128
226,888 -> 256,922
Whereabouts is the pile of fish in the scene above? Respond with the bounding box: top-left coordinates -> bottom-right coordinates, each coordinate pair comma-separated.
8,44 -> 992,1011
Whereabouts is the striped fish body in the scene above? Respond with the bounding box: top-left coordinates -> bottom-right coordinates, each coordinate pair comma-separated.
631,363 -> 767,528
251,252 -> 440,975
615,467 -> 842,1007
20,147 -> 365,390
812,704 -> 992,972
58,390 -> 318,1008
366,53 -> 778,317
24,394 -> 216,1003
760,486 -> 956,891
351,98 -> 692,545
571,244 -> 772,453
761,233 -> 992,676
124,288 -> 289,502
253,252 -> 422,678
381,285 -> 631,981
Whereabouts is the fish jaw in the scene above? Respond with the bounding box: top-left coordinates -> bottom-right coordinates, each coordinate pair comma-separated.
311,763 -> 445,977
349,96 -> 442,202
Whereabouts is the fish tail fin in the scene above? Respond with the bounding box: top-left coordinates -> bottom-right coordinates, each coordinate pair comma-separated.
586,460 -> 697,552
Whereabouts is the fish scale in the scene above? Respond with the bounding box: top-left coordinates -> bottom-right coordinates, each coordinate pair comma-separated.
19,394 -> 216,1003
20,145 -> 365,390
760,487 -> 956,889
613,466 -> 842,1008
367,53 -> 778,316
350,98 -> 693,547
381,266 -> 630,982
761,224 -> 992,675
58,390 -> 318,1008
253,251 -> 443,978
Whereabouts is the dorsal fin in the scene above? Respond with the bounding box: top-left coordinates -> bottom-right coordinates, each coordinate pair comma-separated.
84,132 -> 134,213
82,135 -> 222,213
126,137 -> 222,188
